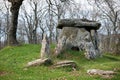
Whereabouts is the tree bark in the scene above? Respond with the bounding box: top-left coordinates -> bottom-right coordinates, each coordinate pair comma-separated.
32,3 -> 38,44
8,0 -> 23,45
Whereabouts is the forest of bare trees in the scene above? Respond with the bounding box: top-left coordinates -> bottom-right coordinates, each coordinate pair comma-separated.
0,0 -> 120,54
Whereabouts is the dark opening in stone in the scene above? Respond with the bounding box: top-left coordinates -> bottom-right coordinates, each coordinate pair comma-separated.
71,46 -> 79,51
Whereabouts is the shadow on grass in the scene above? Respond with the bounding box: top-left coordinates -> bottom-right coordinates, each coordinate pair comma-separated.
104,55 -> 120,61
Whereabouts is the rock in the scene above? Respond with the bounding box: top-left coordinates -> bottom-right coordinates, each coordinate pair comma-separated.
53,60 -> 77,71
84,30 -> 101,59
26,58 -> 52,67
26,34 -> 52,68
54,36 -> 67,56
57,19 -> 101,30
55,27 -> 89,55
87,69 -> 116,78
40,34 -> 50,59
84,42 -> 97,59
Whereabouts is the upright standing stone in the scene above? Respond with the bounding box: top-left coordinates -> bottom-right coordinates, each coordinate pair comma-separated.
26,34 -> 52,67
55,36 -> 66,56
84,42 -> 96,59
84,30 -> 101,59
40,34 -> 50,59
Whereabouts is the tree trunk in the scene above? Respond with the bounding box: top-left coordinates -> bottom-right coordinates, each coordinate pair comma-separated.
33,30 -> 37,44
8,0 -> 23,45
32,3 -> 38,44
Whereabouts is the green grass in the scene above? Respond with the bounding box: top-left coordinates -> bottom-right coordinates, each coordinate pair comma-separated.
0,44 -> 120,80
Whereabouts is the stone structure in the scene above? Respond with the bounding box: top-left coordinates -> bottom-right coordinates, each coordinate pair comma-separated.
40,34 -> 50,59
55,19 -> 101,59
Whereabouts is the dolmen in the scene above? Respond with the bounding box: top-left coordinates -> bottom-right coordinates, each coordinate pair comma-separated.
55,19 -> 102,59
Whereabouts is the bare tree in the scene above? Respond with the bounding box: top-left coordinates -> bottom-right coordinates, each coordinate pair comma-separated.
87,0 -> 120,54
20,0 -> 48,44
44,0 -> 76,43
0,1 -> 10,48
3,1 -> 11,46
29,0 -> 39,44
92,0 -> 120,34
0,19 -> 2,49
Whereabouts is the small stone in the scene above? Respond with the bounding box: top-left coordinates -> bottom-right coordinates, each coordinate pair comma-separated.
87,69 -> 116,78
53,60 -> 77,71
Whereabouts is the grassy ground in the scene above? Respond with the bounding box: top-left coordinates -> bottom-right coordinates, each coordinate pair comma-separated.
0,44 -> 120,80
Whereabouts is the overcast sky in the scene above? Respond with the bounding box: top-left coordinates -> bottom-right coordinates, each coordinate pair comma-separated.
0,0 -> 92,10
0,0 -> 93,16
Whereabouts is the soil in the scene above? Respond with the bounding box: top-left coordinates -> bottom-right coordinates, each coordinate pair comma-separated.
0,71 -> 8,76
